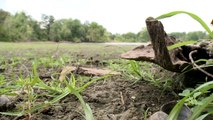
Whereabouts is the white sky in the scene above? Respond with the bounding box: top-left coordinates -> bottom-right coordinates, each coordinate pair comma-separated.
0,0 -> 212,34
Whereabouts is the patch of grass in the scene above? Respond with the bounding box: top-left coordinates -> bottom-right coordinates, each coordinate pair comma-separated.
0,42 -> 133,59
108,59 -> 173,88
0,60 -> 108,120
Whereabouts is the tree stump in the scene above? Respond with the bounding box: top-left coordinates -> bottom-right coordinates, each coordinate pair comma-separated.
121,17 -> 213,86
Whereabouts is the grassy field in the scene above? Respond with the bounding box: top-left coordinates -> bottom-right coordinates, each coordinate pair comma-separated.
0,42 -> 175,120
0,42 -> 134,58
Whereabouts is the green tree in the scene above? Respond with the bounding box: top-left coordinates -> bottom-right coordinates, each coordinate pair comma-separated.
112,33 -> 124,41
86,22 -> 108,42
30,20 -> 43,41
70,19 -> 84,42
3,11 -> 36,41
50,20 -> 62,41
41,14 -> 55,40
186,31 -> 208,40
122,32 -> 137,42
61,19 -> 73,41
169,32 -> 186,41
0,9 -> 10,41
137,28 -> 150,42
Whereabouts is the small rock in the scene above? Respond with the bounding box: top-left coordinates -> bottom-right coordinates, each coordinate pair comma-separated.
0,95 -> 15,112
0,95 -> 10,111
0,95 -> 10,105
131,96 -> 136,100
148,111 -> 168,120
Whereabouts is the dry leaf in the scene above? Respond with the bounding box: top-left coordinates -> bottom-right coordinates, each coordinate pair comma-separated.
59,66 -> 76,81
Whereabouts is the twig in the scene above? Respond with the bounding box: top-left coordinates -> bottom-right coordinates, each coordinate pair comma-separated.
189,50 -> 213,78
120,92 -> 125,105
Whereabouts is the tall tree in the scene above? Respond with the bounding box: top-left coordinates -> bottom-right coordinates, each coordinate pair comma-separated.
0,9 -> 10,41
3,11 -> 36,41
50,20 -> 62,41
169,32 -> 186,41
41,14 -> 55,40
137,28 -> 150,42
122,32 -> 137,42
61,19 -> 73,41
71,19 -> 86,42
86,22 -> 108,42
186,31 -> 208,40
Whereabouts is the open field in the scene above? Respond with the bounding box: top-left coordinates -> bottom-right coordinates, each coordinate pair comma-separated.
0,42 -> 176,120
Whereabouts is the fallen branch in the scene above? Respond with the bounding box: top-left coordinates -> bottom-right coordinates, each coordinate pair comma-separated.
59,66 -> 121,81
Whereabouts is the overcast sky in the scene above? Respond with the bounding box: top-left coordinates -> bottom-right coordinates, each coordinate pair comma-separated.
0,0 -> 212,34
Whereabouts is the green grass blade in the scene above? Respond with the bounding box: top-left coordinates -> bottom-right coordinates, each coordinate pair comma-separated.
74,92 -> 94,120
194,81 -> 213,93
31,88 -> 70,113
167,41 -> 197,50
35,80 -> 62,93
156,11 -> 213,38
71,74 -> 76,87
189,94 -> 213,120
31,103 -> 49,113
130,61 -> 142,77
156,11 -> 182,19
49,88 -> 70,104
32,61 -> 39,79
0,111 -> 24,116
65,79 -> 94,120
195,113 -> 210,120
79,75 -> 109,92
85,103 -> 94,120
168,97 -> 188,119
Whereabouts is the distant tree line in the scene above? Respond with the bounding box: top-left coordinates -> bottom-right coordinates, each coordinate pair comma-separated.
169,31 -> 210,41
0,9 -> 210,42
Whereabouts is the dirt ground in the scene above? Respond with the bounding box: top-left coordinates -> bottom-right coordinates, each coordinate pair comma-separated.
0,42 -> 177,120
0,73 -> 176,120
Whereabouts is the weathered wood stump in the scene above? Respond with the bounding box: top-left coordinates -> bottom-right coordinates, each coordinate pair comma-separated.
121,17 -> 213,86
